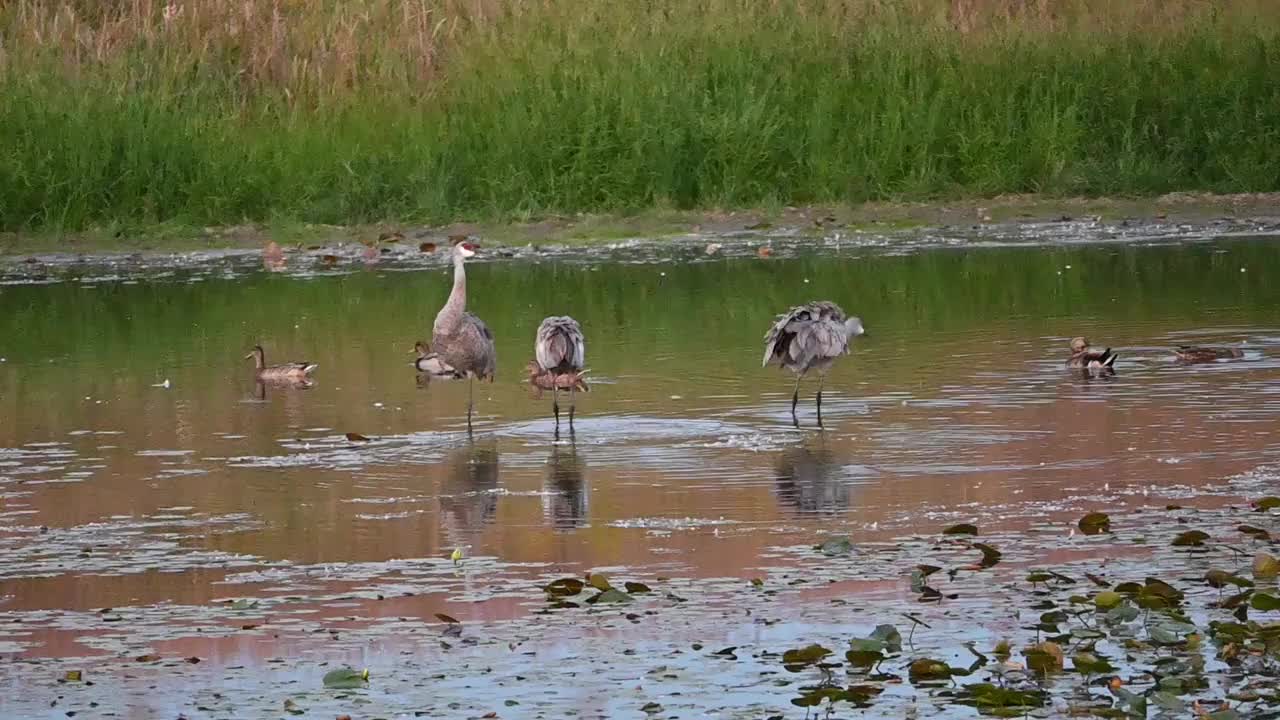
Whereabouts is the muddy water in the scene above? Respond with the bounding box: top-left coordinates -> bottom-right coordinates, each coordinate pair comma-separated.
3,230 -> 1280,717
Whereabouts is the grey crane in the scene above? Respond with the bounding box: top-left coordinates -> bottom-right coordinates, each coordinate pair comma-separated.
762,300 -> 865,425
431,240 -> 497,427
533,315 -> 586,428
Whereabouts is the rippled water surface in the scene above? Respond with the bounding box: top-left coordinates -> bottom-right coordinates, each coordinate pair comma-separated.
3,228 -> 1280,717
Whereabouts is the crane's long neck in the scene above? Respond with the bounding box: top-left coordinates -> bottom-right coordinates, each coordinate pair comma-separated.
253,348 -> 265,369
434,254 -> 467,336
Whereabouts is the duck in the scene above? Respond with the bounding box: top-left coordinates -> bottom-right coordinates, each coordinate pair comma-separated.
1066,337 -> 1117,373
412,340 -> 463,379
1174,345 -> 1244,363
245,345 -> 317,380
526,360 -> 590,394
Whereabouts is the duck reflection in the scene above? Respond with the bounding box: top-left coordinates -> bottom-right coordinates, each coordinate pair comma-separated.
542,440 -> 588,529
252,377 -> 314,400
773,439 -> 849,516
438,438 -> 500,545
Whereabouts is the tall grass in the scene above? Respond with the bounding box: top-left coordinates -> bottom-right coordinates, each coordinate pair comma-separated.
2,0 -> 1279,233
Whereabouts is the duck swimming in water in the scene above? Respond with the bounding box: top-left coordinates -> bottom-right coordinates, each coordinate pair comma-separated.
1066,337 -> 1117,374
1174,345 -> 1244,363
245,345 -> 317,381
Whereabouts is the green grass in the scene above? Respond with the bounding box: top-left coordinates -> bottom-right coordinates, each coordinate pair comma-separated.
2,1 -> 1279,234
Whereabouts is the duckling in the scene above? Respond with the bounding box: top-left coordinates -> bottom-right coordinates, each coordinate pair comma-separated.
526,360 -> 589,394
1066,336 -> 1117,373
1174,345 -> 1244,363
412,340 -> 462,379
245,345 -> 317,380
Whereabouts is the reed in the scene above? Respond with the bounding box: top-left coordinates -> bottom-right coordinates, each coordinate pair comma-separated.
2,0 -> 1278,233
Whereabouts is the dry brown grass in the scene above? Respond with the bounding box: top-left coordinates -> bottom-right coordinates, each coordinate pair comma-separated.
3,0 -> 1272,106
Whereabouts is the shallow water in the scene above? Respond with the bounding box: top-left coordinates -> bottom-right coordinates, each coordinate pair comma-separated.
2,227 -> 1280,717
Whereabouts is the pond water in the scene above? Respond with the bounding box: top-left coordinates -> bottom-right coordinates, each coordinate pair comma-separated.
2,225 -> 1280,718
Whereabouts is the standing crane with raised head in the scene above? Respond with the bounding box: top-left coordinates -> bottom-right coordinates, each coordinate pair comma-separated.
431,240 -> 497,428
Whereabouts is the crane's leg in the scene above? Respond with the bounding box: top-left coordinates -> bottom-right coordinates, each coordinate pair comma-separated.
569,384 -> 576,427
552,385 -> 560,427
467,377 -> 475,430
815,373 -> 826,429
791,374 -> 803,421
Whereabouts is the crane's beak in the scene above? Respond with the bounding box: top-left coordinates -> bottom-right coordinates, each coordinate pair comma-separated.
243,353 -> 254,359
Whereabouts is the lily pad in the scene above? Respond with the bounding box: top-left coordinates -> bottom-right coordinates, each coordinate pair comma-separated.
847,638 -> 886,653
1072,652 -> 1115,675
624,581 -> 652,594
957,683 -> 1046,711
817,536 -> 854,556
589,588 -> 634,604
973,542 -> 1002,569
545,578 -> 586,596
1252,496 -> 1280,512
1250,592 -> 1280,611
1238,525 -> 1272,541
588,573 -> 613,591
782,644 -> 832,671
1079,512 -> 1111,535
907,658 -> 952,683
322,667 -> 369,689
943,523 -> 978,536
1205,569 -> 1253,589
1253,552 -> 1280,579
1171,529 -> 1210,547
1094,590 -> 1124,610
845,649 -> 884,670
869,624 -> 903,653
1024,642 -> 1064,673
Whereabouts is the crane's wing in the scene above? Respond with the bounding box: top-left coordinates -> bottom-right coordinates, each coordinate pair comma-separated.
762,310 -> 798,367
536,316 -> 585,371
765,302 -> 857,368
434,312 -> 497,380
794,320 -> 848,362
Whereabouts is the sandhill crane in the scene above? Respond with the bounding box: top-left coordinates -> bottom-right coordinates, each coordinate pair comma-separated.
431,240 -> 497,427
245,345 -> 317,381
1066,337 -> 1117,375
762,301 -> 865,425
533,316 -> 586,427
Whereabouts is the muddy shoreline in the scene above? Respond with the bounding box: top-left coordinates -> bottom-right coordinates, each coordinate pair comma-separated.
3,192 -> 1279,263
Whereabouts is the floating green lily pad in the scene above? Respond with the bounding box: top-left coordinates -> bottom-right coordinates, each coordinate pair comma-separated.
1078,512 -> 1111,535
322,667 -> 368,689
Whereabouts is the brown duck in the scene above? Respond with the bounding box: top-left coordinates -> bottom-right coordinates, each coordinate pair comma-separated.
413,340 -> 462,379
245,345 -> 317,380
526,361 -> 589,394
1066,337 -> 1117,372
1174,345 -> 1244,363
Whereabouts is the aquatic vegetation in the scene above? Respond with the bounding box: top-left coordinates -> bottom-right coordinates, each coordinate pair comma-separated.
2,1 -> 1280,232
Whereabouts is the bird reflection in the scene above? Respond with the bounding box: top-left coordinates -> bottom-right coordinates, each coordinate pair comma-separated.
773,439 -> 849,516
438,438 -> 500,545
542,440 -> 588,530
252,377 -> 314,400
